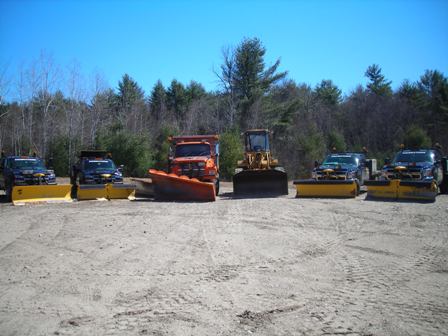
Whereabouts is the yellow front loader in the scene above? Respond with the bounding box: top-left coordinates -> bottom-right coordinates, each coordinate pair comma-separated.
233,129 -> 288,196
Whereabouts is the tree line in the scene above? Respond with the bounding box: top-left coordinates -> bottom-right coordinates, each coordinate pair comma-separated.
0,38 -> 447,179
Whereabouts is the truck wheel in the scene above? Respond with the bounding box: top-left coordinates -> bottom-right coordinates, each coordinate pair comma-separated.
5,182 -> 12,202
215,179 -> 220,196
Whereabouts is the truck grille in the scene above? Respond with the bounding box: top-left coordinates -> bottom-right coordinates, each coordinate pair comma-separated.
180,163 -> 205,177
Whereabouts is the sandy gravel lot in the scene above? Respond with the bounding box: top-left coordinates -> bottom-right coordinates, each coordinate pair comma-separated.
0,183 -> 447,336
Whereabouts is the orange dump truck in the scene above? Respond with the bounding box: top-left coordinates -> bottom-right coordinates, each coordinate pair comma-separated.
149,135 -> 219,202
168,135 -> 220,194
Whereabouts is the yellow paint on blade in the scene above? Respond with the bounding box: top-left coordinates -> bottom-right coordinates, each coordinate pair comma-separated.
295,182 -> 357,198
397,182 -> 437,202
366,180 -> 398,199
12,185 -> 72,205
77,184 -> 107,200
107,184 -> 136,200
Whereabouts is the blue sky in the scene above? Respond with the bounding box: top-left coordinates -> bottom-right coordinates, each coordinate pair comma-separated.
1,0 -> 447,99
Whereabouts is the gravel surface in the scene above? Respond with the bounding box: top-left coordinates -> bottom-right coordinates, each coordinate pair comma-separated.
0,182 -> 447,336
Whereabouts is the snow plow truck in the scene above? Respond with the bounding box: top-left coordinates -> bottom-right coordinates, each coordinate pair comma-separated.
0,153 -> 72,205
71,150 -> 135,201
149,135 -> 219,202
293,150 -> 377,198
365,146 -> 448,202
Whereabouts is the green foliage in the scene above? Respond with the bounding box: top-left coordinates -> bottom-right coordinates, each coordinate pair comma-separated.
219,130 -> 243,180
327,130 -> 346,152
117,74 -> 145,109
96,129 -> 153,177
48,135 -> 70,176
166,79 -> 187,119
294,129 -> 326,178
403,126 -> 431,148
149,80 -> 167,121
222,37 -> 287,129
365,64 -> 392,96
315,80 -> 342,106
152,125 -> 178,171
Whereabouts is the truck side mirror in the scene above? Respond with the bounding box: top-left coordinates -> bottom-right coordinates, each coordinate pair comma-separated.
118,165 -> 124,172
314,160 -> 319,168
384,158 -> 391,165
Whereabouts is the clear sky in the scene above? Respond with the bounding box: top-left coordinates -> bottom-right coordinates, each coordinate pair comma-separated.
1,0 -> 447,99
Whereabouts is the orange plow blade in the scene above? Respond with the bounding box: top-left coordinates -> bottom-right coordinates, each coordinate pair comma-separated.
149,169 -> 216,202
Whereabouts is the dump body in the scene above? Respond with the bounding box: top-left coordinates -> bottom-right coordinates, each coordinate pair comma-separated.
168,135 -> 220,194
0,155 -> 72,204
233,129 -> 288,196
293,152 -> 375,198
365,148 -> 445,201
71,150 -> 134,200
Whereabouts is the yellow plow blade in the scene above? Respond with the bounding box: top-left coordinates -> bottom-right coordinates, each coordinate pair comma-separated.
12,185 -> 72,205
107,183 -> 136,200
76,183 -> 136,201
293,179 -> 358,198
398,181 -> 437,202
364,180 -> 398,200
365,180 -> 437,202
77,184 -> 107,200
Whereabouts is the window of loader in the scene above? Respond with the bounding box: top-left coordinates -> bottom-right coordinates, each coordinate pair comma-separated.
175,144 -> 211,157
247,134 -> 269,152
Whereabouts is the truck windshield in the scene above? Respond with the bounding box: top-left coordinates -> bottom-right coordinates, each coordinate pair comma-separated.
393,151 -> 433,163
12,159 -> 46,170
323,155 -> 358,165
85,160 -> 116,170
175,144 -> 211,157
247,133 -> 269,152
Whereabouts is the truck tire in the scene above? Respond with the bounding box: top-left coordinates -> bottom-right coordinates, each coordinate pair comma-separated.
5,182 -> 12,203
441,157 -> 448,194
215,178 -> 220,196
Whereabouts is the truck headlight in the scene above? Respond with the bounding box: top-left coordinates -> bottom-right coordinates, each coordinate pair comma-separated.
311,171 -> 317,179
422,168 -> 433,177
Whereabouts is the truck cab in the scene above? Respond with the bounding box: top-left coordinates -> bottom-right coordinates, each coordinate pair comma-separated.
313,152 -> 370,185
0,154 -> 56,200
382,148 -> 444,187
168,135 -> 219,194
71,150 -> 123,185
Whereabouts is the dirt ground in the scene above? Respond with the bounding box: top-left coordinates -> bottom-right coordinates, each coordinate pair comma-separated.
0,182 -> 447,336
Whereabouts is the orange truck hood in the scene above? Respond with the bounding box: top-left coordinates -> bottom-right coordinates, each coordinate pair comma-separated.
173,156 -> 209,163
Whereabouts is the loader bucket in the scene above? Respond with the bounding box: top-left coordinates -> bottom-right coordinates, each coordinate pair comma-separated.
149,169 -> 216,202
76,184 -> 107,200
107,183 -> 136,200
365,179 -> 437,202
293,179 -> 358,198
233,169 -> 288,196
12,185 -> 72,205
130,178 -> 154,198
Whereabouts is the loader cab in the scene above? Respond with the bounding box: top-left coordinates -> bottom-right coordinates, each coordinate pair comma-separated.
244,130 -> 270,152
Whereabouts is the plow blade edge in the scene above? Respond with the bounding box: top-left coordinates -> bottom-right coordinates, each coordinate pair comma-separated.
12,185 -> 72,205
365,180 -> 437,202
233,169 -> 288,196
150,169 -> 216,202
293,179 -> 358,198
